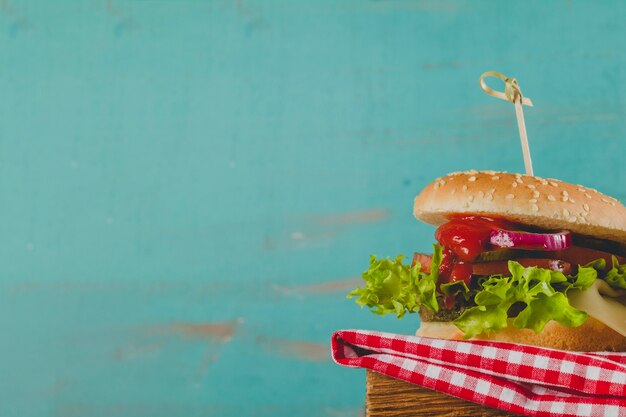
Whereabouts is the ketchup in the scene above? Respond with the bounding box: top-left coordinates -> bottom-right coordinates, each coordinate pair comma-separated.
434,216 -> 517,290
442,262 -> 474,309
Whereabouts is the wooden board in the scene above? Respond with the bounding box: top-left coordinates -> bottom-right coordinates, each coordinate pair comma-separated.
366,370 -> 521,417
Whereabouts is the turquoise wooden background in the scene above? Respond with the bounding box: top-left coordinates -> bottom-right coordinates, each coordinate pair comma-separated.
1,1 -> 625,416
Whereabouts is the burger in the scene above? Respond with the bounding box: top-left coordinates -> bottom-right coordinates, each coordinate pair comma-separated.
348,170 -> 626,351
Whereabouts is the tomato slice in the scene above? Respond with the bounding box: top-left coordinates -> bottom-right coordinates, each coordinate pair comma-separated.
412,249 -> 455,278
472,258 -> 571,276
412,244 -> 621,286
412,253 -> 433,273
554,246 -> 625,269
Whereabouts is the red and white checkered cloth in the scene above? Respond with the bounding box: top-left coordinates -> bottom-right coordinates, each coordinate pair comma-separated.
332,330 -> 626,417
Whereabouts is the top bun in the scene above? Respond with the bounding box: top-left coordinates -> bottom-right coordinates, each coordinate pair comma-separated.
414,170 -> 626,244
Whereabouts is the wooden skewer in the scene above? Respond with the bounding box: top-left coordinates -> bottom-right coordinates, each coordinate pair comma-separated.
479,71 -> 534,176
513,98 -> 533,176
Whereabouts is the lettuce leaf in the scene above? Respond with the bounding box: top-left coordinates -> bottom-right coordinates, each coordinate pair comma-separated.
604,256 -> 626,290
349,246 -> 626,338
454,261 -> 592,338
417,245 -> 442,311
440,280 -> 469,297
347,245 -> 442,318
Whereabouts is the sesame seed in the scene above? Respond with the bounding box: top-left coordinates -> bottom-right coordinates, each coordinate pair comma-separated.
577,187 -> 586,192
583,203 -> 590,211
486,194 -> 494,201
434,183 -> 440,189
610,201 -> 616,206
462,185 -> 468,191
468,176 -> 476,182
602,198 -> 609,203
539,179 -> 548,185
562,190 -> 569,196
529,199 -> 537,203
585,193 -> 592,199
569,198 -> 576,203
547,195 -> 556,201
468,195 -> 474,202
467,169 -> 478,174
549,182 -> 559,187
563,208 -> 570,217
527,184 -> 536,189
491,176 -> 500,180
505,194 -> 515,200
532,191 -> 540,198
512,182 -> 518,188
531,204 -> 539,212
516,178 -> 524,184
562,196 -> 569,202
568,216 -> 577,222
581,211 -> 589,217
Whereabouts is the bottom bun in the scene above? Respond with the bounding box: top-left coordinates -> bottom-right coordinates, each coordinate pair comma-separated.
416,318 -> 626,352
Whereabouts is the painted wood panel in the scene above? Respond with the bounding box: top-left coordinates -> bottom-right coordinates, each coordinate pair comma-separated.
0,1 -> 625,416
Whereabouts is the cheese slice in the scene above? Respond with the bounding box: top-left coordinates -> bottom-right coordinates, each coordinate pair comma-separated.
568,280 -> 626,337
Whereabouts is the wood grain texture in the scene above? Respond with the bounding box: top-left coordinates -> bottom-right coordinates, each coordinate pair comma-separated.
366,371 -> 520,417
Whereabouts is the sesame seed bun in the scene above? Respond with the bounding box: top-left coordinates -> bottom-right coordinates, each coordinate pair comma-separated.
416,318 -> 626,352
414,170 -> 626,244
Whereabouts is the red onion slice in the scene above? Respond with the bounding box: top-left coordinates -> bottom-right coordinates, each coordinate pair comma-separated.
472,259 -> 572,276
489,229 -> 571,251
